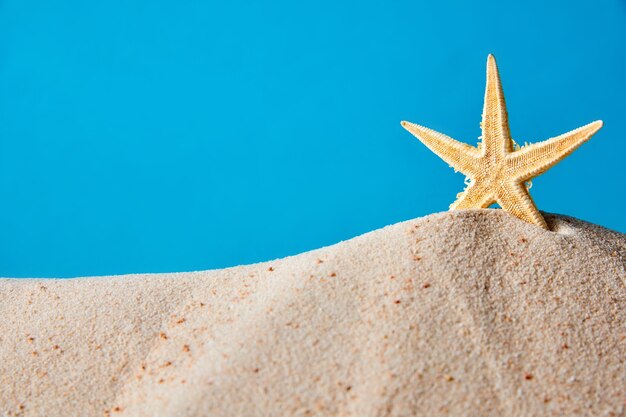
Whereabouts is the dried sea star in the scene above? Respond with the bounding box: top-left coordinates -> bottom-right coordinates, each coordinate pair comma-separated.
401,54 -> 602,229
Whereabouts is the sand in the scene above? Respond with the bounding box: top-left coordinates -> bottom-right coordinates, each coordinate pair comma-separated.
0,210 -> 624,417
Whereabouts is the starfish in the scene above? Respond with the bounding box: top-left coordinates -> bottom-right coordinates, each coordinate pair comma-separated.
401,54 -> 602,229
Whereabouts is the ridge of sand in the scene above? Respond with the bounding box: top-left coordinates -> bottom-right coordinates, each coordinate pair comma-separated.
0,210 -> 624,417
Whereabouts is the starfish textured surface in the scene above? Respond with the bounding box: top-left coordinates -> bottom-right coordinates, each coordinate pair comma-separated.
401,54 -> 602,229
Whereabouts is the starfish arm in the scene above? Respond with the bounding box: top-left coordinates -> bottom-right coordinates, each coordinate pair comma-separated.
481,54 -> 514,158
495,182 -> 548,229
449,179 -> 496,210
401,121 -> 480,176
506,120 -> 603,182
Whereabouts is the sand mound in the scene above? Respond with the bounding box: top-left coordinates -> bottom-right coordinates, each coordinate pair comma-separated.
1,210 -> 624,417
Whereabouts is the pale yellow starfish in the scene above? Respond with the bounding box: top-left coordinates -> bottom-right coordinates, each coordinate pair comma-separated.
401,54 -> 602,229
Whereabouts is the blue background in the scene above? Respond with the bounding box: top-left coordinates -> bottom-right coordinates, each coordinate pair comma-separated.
1,1 -> 624,278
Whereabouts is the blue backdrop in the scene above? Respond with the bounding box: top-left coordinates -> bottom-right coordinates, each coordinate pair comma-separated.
1,1 -> 624,278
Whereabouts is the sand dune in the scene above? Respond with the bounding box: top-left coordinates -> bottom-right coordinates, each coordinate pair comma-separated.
1,210 -> 624,417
